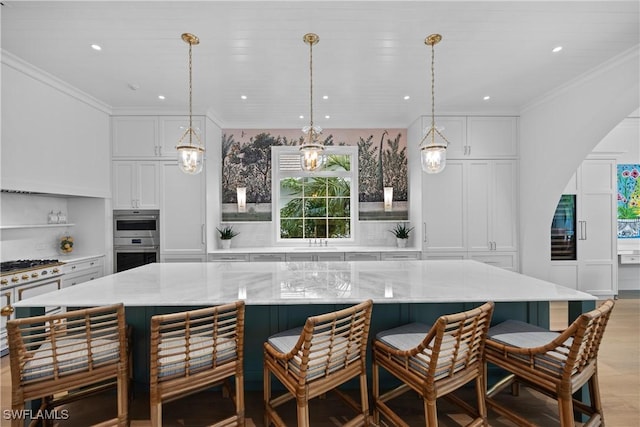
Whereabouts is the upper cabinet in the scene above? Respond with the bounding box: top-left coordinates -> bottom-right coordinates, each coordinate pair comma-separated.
420,116 -> 518,159
112,116 -> 204,159
465,117 -> 518,158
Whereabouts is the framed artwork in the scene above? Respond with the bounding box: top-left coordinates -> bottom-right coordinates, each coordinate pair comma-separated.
617,164 -> 640,238
221,129 -> 408,222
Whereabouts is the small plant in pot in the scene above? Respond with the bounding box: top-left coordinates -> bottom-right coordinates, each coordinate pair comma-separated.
216,226 -> 239,250
389,223 -> 414,248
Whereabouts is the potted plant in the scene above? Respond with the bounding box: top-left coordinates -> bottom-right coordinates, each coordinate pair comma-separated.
216,225 -> 239,249
389,223 -> 414,248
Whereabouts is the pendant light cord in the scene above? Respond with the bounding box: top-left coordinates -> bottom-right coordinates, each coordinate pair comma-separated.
430,41 -> 436,137
309,38 -> 314,137
188,40 -> 193,145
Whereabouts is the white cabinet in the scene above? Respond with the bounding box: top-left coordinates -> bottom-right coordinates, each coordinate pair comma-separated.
61,256 -> 104,288
423,159 -> 518,270
112,115 -> 204,159
209,253 -> 250,262
112,161 -> 160,209
467,160 -> 518,252
160,162 -> 206,256
380,252 -> 421,261
551,159 -> 617,297
345,252 -> 381,261
160,116 -> 205,159
465,116 -> 518,158
161,255 -> 207,263
249,253 -> 287,262
112,116 -> 159,158
285,253 -> 345,262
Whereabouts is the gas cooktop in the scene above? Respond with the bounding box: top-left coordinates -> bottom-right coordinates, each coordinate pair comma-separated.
1,259 -> 62,274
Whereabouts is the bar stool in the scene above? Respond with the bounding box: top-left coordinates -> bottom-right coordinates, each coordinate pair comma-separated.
484,299 -> 615,427
263,299 -> 374,426
372,301 -> 494,427
150,300 -> 245,426
7,303 -> 129,427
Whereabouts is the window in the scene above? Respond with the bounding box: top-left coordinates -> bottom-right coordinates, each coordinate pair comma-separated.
273,146 -> 357,242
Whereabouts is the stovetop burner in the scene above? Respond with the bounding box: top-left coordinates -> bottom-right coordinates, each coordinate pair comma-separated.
1,259 -> 61,273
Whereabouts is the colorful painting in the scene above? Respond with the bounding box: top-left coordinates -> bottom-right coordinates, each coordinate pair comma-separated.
617,164 -> 640,238
221,129 -> 408,222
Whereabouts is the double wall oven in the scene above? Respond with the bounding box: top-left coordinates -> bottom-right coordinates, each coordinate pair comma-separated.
113,210 -> 160,273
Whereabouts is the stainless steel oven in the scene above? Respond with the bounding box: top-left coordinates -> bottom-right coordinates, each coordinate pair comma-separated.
113,210 -> 160,272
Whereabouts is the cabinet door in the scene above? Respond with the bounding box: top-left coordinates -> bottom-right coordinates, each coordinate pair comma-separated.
345,252 -> 381,261
423,116 -> 467,159
160,116 -> 205,159
315,253 -> 345,262
467,161 -> 492,251
577,160 -> 617,296
112,116 -> 158,158
492,160 -> 518,251
250,253 -> 286,262
137,162 -> 160,209
160,162 -> 206,254
467,117 -> 518,158
112,162 -> 136,209
423,160 -> 466,252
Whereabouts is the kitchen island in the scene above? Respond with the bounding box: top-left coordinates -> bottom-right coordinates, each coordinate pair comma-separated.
14,260 -> 597,390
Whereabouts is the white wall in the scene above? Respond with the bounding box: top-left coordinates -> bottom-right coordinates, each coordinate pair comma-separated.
1,52 -> 111,197
519,47 -> 640,280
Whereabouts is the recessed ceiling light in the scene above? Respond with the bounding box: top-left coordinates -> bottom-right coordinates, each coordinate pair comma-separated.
240,95 -> 247,100
552,46 -> 563,53
158,95 -> 165,100
91,44 -> 102,51
325,115 -> 330,119
299,115 -> 304,119
323,95 -> 329,100
403,95 -> 410,100
483,95 -> 491,101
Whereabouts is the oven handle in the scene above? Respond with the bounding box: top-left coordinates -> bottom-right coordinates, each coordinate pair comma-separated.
115,215 -> 158,220
114,246 -> 159,252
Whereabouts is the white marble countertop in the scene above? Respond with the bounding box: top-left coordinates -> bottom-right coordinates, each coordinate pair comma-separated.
209,245 -> 420,254
14,260 -> 596,308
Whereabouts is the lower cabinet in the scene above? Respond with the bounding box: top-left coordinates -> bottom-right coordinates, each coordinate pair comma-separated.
345,253 -> 381,261
161,255 -> 207,263
423,251 -> 518,271
381,252 -> 421,261
285,253 -> 345,262
61,256 -> 105,288
250,254 -> 286,262
209,253 -> 250,262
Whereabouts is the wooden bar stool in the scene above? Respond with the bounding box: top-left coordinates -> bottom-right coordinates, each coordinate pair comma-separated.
150,300 -> 245,427
484,299 -> 615,427
7,303 -> 129,427
372,301 -> 494,427
263,299 -> 374,427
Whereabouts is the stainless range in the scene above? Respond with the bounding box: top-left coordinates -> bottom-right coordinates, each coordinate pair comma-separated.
1,259 -> 65,355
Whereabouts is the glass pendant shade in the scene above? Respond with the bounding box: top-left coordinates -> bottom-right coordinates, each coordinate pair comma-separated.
421,145 -> 447,174
300,144 -> 325,171
177,144 -> 204,175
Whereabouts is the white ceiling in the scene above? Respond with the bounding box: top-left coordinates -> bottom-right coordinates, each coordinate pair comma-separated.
1,1 -> 639,129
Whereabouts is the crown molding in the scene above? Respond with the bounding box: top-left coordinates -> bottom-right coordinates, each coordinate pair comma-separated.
1,49 -> 112,115
520,44 -> 640,114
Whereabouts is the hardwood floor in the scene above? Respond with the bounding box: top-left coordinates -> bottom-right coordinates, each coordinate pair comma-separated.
2,295 -> 638,426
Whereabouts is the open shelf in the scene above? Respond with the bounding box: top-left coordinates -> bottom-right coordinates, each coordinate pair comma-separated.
0,224 -> 75,230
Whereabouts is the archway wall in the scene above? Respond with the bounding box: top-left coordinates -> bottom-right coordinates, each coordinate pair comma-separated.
519,46 -> 639,279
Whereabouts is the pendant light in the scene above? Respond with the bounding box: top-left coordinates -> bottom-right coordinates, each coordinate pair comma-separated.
419,34 -> 449,174
176,33 -> 204,175
299,33 -> 325,172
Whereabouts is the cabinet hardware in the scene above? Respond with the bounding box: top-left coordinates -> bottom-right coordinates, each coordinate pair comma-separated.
201,224 -> 206,244
0,279 -> 7,285
423,222 -> 427,243
1,292 -> 13,317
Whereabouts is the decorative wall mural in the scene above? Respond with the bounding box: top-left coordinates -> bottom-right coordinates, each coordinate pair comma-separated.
221,129 -> 407,222
617,164 -> 640,238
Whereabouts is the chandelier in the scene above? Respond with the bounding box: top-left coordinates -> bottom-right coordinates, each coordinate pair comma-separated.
176,33 -> 205,175
419,34 -> 449,174
299,33 -> 325,172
